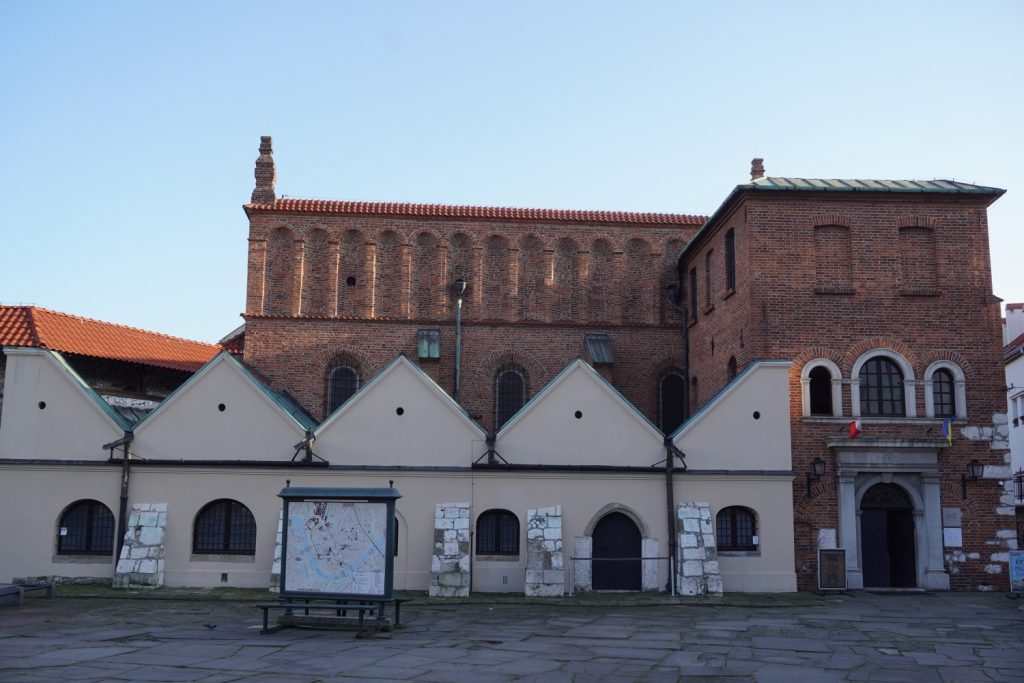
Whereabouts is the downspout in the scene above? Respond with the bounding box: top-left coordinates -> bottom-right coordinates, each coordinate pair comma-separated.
452,279 -> 467,403
104,431 -> 134,565
665,277 -> 691,594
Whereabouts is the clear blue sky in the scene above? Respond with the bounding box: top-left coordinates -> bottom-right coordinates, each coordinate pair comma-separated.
2,1 -> 1021,342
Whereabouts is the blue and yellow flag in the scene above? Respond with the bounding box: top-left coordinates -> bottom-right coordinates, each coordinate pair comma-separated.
940,416 -> 954,446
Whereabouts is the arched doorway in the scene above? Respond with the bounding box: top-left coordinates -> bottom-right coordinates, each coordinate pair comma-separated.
592,512 -> 641,590
860,483 -> 917,588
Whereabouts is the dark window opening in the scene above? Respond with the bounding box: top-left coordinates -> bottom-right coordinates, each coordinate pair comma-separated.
495,366 -> 526,429
716,506 -> 757,551
727,356 -> 737,381
688,268 -> 697,321
193,499 -> 256,555
809,366 -> 833,415
932,369 -> 955,418
475,509 -> 519,556
704,250 -> 714,306
327,365 -> 360,413
659,371 -> 686,434
57,500 -> 115,555
584,333 -> 614,365
859,357 -> 905,416
725,229 -> 736,291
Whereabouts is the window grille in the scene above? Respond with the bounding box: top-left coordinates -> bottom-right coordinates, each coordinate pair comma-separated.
475,509 -> 519,555
193,499 -> 256,555
716,506 -> 757,551
495,367 -> 526,429
932,369 -> 955,418
859,357 -> 905,416
57,500 -> 115,555
327,365 -> 359,413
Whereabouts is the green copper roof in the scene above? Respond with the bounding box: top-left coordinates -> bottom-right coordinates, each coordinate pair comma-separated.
746,177 -> 1005,195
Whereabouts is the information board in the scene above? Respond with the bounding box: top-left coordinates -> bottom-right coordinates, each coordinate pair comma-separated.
278,487 -> 399,600
1011,551 -> 1024,593
818,548 -> 847,590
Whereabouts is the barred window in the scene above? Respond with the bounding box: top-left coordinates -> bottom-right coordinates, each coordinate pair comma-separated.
57,500 -> 115,555
476,509 -> 519,556
725,229 -> 736,291
716,506 -> 757,552
859,357 -> 905,416
193,499 -> 256,555
932,369 -> 955,418
495,366 -> 526,429
327,365 -> 360,413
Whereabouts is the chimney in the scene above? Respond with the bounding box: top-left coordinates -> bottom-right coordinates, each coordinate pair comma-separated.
750,158 -> 765,181
251,136 -> 276,204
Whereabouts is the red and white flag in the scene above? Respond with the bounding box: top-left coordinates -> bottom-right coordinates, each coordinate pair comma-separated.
848,419 -> 862,438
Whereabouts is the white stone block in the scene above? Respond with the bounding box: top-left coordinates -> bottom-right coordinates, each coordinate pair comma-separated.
139,512 -> 158,527
706,575 -> 723,595
680,506 -> 700,519
551,551 -> 563,569
683,518 -> 701,532
968,552 -> 980,560
137,559 -> 157,574
453,518 -> 469,530
704,561 -> 720,575
996,529 -> 1017,539
548,516 -> 561,528
677,576 -> 702,596
996,507 -> 1015,516
990,552 -> 1010,563
699,519 -> 712,533
129,547 -> 147,559
818,528 -> 837,550
703,534 -> 716,547
458,555 -> 470,572
680,534 -> 697,548
152,503 -> 167,512
985,465 -> 1012,480
139,526 -> 164,546
682,547 -> 705,560
444,542 -> 458,556
543,527 -> 561,540
682,560 -> 703,577
985,564 -> 1003,574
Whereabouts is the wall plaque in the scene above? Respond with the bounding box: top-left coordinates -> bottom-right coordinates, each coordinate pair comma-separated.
818,548 -> 847,590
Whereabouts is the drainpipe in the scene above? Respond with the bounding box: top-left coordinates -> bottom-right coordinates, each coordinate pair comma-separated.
452,279 -> 467,403
665,281 -> 690,594
104,431 -> 134,566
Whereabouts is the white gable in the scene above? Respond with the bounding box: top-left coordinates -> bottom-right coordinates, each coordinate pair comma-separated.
132,354 -> 309,461
496,360 -> 664,467
0,349 -> 124,461
315,356 -> 486,466
672,361 -> 792,471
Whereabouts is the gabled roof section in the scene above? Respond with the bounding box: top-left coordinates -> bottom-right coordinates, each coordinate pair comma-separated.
1006,330 -> 1024,363
133,352 -> 317,433
497,358 -> 662,439
316,355 -> 485,438
669,360 -> 790,440
6,348 -> 133,432
0,306 -> 218,372
245,198 -> 705,226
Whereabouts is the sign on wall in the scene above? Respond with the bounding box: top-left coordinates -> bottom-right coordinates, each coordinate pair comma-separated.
278,487 -> 400,600
818,548 -> 847,590
1011,551 -> 1024,593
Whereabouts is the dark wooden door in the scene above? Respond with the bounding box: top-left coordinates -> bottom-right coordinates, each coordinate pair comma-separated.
860,483 -> 916,588
592,512 -> 641,590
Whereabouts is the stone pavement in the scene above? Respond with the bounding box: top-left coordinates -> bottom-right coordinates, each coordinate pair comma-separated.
1,591 -> 1022,682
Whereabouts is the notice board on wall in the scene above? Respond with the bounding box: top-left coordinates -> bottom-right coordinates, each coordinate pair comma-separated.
818,548 -> 847,590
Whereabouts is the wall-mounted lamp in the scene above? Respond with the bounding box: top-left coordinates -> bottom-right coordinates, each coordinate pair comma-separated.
1014,469 -> 1024,502
806,457 -> 825,497
961,458 -> 985,499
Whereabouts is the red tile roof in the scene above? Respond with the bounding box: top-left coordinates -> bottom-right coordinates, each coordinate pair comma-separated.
1007,330 -> 1024,361
0,306 -> 219,372
245,198 -> 706,225
1006,303 -> 1024,311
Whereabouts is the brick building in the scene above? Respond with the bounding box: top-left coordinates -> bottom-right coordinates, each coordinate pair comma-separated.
240,138 -> 1012,591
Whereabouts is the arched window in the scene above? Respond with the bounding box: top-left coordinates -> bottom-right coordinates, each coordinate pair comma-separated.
476,509 -> 519,556
859,357 -> 905,416
659,370 -> 686,434
727,356 -> 737,381
57,500 -> 115,555
327,364 -> 360,413
716,506 -> 757,552
495,366 -> 526,429
931,369 -> 955,418
193,499 -> 256,555
809,366 -> 833,416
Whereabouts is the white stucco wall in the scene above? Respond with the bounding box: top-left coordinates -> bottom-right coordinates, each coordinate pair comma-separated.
315,357 -> 487,466
0,349 -> 122,462
497,361 -> 665,467
673,361 -> 792,471
132,356 -> 307,462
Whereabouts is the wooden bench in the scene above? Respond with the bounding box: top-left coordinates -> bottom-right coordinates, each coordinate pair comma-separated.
255,597 -> 409,635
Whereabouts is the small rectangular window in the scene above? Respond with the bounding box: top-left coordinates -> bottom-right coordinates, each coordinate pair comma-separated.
688,268 -> 697,321
584,333 -> 614,365
417,329 -> 440,359
725,229 -> 736,292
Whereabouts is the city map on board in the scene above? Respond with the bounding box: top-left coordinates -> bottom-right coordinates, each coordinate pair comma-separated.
284,500 -> 388,596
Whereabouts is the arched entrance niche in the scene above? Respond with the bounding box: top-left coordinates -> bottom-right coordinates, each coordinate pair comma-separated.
859,482 -> 917,588
578,504 -> 653,592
